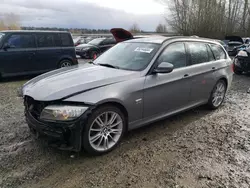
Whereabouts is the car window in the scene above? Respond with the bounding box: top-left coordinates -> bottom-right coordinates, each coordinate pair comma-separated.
187,42 -> 209,65
61,33 -> 73,47
94,42 -> 160,71
103,38 -> 116,45
206,44 -> 215,61
53,34 -> 61,46
88,38 -> 105,46
156,42 -> 187,69
210,44 -> 226,60
6,34 -> 35,49
0,33 -> 5,43
36,33 -> 55,47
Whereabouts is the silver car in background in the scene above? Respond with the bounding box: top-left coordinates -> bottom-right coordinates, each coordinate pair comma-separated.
21,36 -> 233,155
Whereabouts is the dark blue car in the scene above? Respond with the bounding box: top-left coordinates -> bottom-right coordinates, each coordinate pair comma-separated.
0,31 -> 78,78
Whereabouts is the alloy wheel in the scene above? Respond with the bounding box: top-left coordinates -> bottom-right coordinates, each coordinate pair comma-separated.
212,82 -> 226,107
60,61 -> 72,67
88,111 -> 123,152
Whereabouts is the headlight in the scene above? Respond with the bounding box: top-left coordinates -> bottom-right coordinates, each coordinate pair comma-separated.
40,105 -> 88,121
81,47 -> 90,51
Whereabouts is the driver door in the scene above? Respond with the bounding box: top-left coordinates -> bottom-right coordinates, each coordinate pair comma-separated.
143,42 -> 192,119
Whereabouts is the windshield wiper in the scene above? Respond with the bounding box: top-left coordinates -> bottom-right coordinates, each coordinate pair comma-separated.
98,63 -> 120,69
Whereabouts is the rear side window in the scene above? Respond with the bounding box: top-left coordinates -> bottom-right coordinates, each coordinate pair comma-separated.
6,34 -> 35,48
210,44 -> 226,60
61,33 -> 73,47
156,42 -> 187,69
36,33 -> 55,47
53,34 -> 61,46
187,42 -> 209,65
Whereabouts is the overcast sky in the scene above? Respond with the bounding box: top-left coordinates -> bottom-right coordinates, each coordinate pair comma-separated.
0,0 -> 167,31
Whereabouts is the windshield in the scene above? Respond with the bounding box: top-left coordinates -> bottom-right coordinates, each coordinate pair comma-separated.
94,42 -> 160,71
88,38 -> 105,45
0,33 -> 4,42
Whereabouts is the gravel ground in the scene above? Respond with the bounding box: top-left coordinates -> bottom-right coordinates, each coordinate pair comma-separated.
0,70 -> 249,188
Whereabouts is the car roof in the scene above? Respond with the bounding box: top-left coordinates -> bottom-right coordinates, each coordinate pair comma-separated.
1,30 -> 70,34
125,36 -> 221,45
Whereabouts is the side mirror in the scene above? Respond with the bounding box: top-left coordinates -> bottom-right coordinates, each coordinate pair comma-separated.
3,43 -> 10,51
153,62 -> 174,74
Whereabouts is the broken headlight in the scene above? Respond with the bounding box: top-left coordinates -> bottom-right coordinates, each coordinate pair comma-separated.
40,105 -> 88,121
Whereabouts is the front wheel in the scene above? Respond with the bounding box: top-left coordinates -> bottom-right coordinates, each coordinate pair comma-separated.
207,80 -> 227,109
82,105 -> 126,155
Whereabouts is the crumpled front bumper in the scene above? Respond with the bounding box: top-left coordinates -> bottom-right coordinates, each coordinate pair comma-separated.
25,109 -> 86,152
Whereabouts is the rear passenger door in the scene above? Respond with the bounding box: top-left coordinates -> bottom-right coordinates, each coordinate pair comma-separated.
186,42 -> 217,104
34,33 -> 62,72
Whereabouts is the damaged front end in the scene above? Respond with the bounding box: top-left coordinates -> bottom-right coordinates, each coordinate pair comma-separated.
24,96 -> 93,152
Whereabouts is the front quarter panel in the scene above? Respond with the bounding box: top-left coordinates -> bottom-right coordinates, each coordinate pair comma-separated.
64,77 -> 145,125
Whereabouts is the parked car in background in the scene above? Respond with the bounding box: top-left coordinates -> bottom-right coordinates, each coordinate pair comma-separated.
217,40 -> 228,52
21,36 -> 233,155
0,30 -> 77,78
75,37 -> 116,59
73,36 -> 93,46
243,37 -> 250,44
225,36 -> 244,56
233,46 -> 250,75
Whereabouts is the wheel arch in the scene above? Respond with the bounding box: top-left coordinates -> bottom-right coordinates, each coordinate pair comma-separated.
94,101 -> 129,131
218,77 -> 228,89
57,57 -> 74,68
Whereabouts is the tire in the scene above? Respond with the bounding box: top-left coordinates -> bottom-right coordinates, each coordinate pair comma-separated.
58,59 -> 73,68
207,80 -> 227,110
82,105 -> 126,155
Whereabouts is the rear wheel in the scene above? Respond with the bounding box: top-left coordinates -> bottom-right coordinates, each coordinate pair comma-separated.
207,80 -> 227,109
82,105 -> 126,155
58,60 -> 73,68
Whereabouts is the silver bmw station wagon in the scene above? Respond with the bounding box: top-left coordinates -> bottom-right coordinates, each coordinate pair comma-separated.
21,36 -> 233,155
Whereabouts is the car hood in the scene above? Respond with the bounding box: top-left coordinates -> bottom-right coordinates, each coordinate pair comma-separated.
22,64 -> 140,101
225,36 -> 244,44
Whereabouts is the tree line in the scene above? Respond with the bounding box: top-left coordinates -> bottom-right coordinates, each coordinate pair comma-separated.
159,0 -> 250,39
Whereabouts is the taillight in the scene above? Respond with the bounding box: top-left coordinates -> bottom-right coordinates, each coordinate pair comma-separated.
231,62 -> 235,72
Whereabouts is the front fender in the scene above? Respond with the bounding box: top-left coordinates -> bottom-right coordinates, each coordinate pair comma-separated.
63,77 -> 145,124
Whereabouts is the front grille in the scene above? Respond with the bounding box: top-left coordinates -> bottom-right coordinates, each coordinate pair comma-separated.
24,96 -> 47,120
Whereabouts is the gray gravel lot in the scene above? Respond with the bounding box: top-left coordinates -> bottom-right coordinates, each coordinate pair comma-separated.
0,66 -> 249,188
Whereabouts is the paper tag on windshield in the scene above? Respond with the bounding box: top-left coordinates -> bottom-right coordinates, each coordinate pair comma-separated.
134,47 -> 154,53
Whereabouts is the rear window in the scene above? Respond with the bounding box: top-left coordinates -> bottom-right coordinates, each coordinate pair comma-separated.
187,42 -> 209,65
61,33 -> 73,47
210,44 -> 226,60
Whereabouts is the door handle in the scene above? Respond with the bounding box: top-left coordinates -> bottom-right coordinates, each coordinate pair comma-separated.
212,67 -> 216,71
183,74 -> 189,78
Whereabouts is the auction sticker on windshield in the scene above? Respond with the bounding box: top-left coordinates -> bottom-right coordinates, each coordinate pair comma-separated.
134,47 -> 154,53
